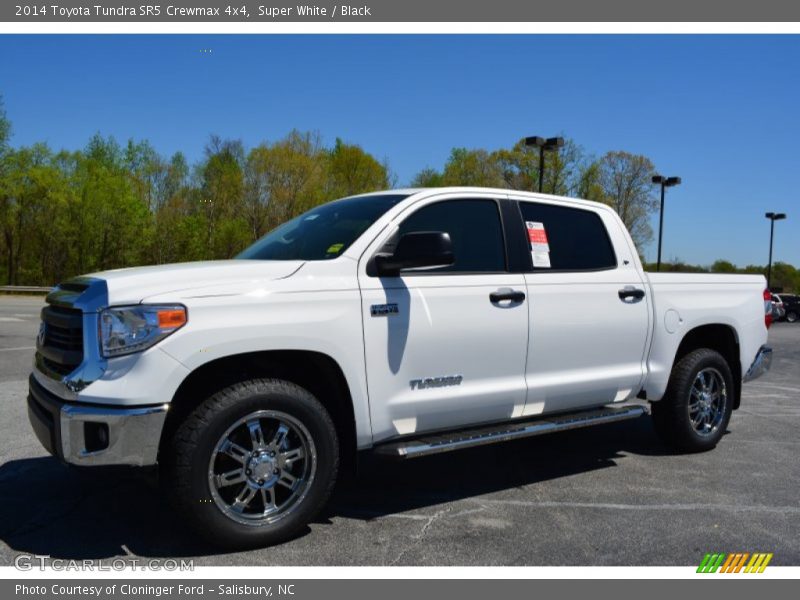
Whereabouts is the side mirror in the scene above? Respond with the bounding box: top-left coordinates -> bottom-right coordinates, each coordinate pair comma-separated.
374,231 -> 454,276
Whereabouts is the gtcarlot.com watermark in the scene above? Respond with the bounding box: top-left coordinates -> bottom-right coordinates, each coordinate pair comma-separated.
14,554 -> 194,571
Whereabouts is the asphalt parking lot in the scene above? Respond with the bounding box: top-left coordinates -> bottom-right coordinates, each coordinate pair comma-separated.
1,294 -> 798,566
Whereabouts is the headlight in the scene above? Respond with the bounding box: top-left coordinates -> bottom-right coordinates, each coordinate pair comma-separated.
99,304 -> 187,358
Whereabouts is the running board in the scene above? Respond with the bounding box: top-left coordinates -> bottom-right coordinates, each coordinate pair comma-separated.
373,404 -> 647,459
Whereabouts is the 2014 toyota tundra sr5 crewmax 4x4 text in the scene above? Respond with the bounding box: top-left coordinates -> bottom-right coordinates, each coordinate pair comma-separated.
27,187 -> 774,548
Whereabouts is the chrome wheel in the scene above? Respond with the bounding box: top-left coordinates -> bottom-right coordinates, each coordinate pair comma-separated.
208,410 -> 316,526
688,368 -> 727,437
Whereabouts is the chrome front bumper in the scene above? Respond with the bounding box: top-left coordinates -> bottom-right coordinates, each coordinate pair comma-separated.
743,345 -> 773,383
28,375 -> 168,467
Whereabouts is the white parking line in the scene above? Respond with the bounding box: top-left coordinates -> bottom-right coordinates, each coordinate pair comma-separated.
0,346 -> 35,352
733,438 -> 800,446
747,383 -> 800,393
475,499 -> 800,514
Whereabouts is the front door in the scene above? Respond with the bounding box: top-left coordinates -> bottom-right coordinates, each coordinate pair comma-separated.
358,196 -> 530,443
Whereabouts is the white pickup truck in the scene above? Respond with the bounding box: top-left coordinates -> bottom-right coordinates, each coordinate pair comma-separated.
28,187 -> 773,548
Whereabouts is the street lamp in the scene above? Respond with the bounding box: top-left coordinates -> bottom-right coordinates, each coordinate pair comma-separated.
765,212 -> 787,290
652,174 -> 682,272
525,136 -> 564,193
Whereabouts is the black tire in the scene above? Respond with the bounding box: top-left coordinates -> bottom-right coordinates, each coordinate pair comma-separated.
786,311 -> 798,323
651,348 -> 734,453
161,379 -> 339,549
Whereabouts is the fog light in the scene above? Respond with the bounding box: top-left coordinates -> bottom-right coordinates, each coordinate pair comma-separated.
84,422 -> 109,453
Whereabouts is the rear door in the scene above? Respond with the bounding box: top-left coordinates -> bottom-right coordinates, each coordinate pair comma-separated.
512,198 -> 652,416
358,194 -> 530,442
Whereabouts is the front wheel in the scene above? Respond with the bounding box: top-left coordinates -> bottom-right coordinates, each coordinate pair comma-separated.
651,348 -> 734,453
786,310 -> 798,323
162,379 -> 339,549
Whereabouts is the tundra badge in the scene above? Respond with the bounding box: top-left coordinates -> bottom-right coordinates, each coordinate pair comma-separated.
371,303 -> 399,317
410,375 -> 464,390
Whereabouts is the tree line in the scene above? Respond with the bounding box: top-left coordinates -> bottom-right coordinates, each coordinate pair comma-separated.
0,100 -> 391,286
411,139 -> 660,250
648,259 -> 799,294
0,96 -> 796,291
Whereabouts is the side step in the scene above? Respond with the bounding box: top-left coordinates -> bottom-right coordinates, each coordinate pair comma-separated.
373,404 -> 647,459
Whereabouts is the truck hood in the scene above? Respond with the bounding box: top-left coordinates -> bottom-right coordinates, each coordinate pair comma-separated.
86,260 -> 305,305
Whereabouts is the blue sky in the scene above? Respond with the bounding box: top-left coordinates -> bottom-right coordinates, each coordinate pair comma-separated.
1,35 -> 798,267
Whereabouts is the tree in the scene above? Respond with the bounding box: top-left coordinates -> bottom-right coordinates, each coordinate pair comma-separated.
2,146 -> 41,284
71,136 -> 151,273
440,148 -> 505,187
0,97 -> 14,283
244,130 -> 326,241
199,136 -> 247,258
595,151 -> 659,250
492,140 -> 538,191
147,151 -> 194,264
410,167 -> 444,188
711,259 -> 737,273
770,262 -> 800,293
164,152 -> 189,201
574,161 -> 604,202
492,138 -> 591,196
0,96 -> 10,157
325,138 -> 389,198
412,138 -> 594,197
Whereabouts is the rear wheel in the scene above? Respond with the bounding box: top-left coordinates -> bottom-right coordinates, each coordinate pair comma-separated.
162,379 -> 339,549
651,348 -> 733,452
786,310 -> 798,323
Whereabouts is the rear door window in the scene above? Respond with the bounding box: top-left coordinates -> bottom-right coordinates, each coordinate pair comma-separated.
519,202 -> 617,271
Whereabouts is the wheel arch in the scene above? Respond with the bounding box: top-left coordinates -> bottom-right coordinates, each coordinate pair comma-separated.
159,350 -> 358,471
672,323 -> 742,409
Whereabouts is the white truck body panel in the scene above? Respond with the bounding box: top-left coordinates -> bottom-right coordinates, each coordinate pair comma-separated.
98,259 -> 305,305
146,259 -> 375,448
642,272 -> 768,400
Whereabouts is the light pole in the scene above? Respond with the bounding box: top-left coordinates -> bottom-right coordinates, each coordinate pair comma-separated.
651,175 -> 681,272
525,136 -> 564,193
765,212 -> 787,290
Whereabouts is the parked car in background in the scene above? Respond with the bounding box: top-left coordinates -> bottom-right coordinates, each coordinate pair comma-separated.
771,294 -> 785,321
777,293 -> 800,323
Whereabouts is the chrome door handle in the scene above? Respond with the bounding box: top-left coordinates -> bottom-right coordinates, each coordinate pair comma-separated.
490,289 -> 526,303
618,287 -> 645,301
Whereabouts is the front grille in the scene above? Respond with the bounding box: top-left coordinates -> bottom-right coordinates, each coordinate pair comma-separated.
41,356 -> 77,377
37,304 -> 84,376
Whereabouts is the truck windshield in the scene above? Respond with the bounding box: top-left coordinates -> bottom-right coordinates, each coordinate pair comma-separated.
237,193 -> 409,261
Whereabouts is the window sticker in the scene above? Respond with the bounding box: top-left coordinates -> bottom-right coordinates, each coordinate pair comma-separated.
326,242 -> 344,255
532,250 -> 551,268
526,221 -> 551,268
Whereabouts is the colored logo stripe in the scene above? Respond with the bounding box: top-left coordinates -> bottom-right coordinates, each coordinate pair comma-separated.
720,553 -> 736,572
721,553 -> 749,573
697,553 -> 725,573
745,553 -> 773,573
697,552 -> 772,573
